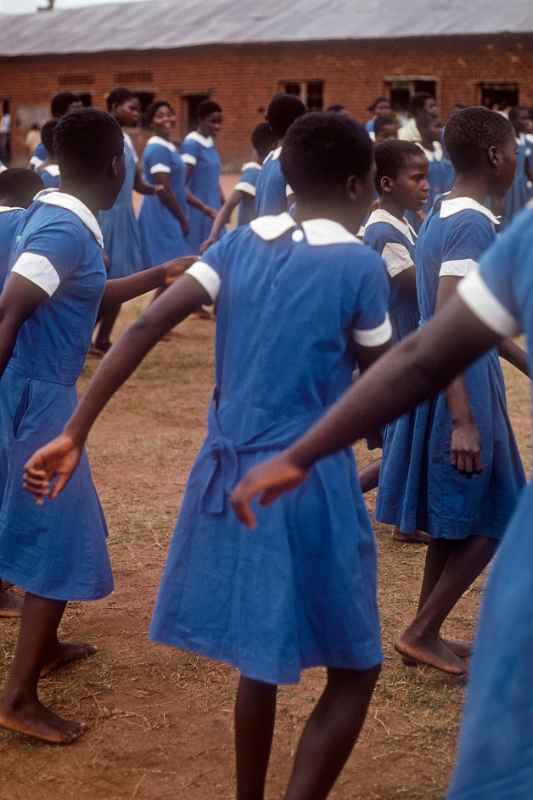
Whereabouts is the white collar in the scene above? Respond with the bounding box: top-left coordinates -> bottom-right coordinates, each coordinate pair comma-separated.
416,140 -> 443,162
123,131 -> 134,150
270,146 -> 282,161
251,213 -> 360,246
0,205 -> 23,213
365,209 -> 416,244
186,131 -> 214,148
440,196 -> 500,226
43,164 -> 60,176
147,135 -> 176,152
241,161 -> 261,171
34,189 -> 104,247
517,133 -> 526,146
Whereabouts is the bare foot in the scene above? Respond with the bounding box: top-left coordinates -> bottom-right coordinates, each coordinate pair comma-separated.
0,588 -> 23,619
41,642 -> 97,678
392,529 -> 431,545
442,638 -> 472,659
395,634 -> 467,676
0,695 -> 85,744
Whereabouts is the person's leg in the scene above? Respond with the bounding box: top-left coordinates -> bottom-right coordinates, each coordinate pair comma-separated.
0,580 -> 23,618
283,665 -> 380,800
397,536 -> 497,674
93,303 -> 121,354
0,593 -> 86,743
235,676 -> 277,800
359,460 -> 380,493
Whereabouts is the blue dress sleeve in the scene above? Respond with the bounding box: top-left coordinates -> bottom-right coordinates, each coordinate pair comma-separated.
440,213 -> 495,278
348,248 -> 392,346
185,230 -> 237,302
234,167 -> 259,198
10,218 -> 84,297
364,223 -> 414,278
180,138 -> 201,169
457,207 -> 533,338
144,143 -> 173,176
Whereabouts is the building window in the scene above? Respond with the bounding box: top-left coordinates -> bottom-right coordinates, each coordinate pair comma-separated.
58,73 -> 95,87
479,82 -> 519,111
114,71 -> 154,84
280,81 -> 324,111
182,94 -> 210,133
385,78 -> 438,116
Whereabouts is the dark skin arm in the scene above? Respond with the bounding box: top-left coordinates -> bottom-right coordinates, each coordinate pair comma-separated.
184,163 -> 217,218
99,256 -> 196,312
201,188 -> 243,252
392,264 -> 417,304
498,337 -> 529,376
231,295 -> 502,527
24,275 -> 211,501
0,274 -> 48,379
151,171 -> 189,236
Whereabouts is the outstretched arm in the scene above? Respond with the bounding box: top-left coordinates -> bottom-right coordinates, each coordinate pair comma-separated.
231,294 -> 501,527
498,337 -> 529,377
99,256 -> 196,310
201,189 -> 242,252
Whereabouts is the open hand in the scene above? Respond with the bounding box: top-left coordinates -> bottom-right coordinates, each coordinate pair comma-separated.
200,237 -> 215,254
163,255 -> 196,285
230,453 -> 308,529
23,434 -> 83,505
450,421 -> 482,475
204,206 -> 217,221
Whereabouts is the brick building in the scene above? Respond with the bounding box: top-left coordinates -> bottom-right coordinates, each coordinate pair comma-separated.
0,0 -> 532,168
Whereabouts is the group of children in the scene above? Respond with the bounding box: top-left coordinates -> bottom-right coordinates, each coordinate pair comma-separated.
0,89 -> 531,800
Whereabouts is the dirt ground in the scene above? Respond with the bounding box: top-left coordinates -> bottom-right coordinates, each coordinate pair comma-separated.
1,268 -> 531,797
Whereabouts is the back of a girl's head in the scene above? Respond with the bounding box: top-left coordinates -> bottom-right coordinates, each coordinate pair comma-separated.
51,92 -> 80,118
266,94 -> 306,138
41,119 -> 58,157
374,140 -> 423,192
55,109 -> 123,180
106,87 -> 135,112
251,122 -> 278,162
0,168 -> 44,208
444,107 -> 514,174
280,112 -> 373,201
197,100 -> 222,120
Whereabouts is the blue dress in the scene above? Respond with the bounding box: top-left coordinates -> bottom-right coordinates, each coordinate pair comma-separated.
0,189 -> 113,602
30,141 -> 47,171
376,196 -> 525,538
0,205 -> 24,290
98,133 -> 143,278
447,206 -> 533,800
181,131 -> 222,251
234,161 -> 261,226
40,164 -> 61,190
255,147 -> 292,217
139,135 -> 191,267
150,213 -> 393,685
364,209 -> 420,341
503,135 -> 532,226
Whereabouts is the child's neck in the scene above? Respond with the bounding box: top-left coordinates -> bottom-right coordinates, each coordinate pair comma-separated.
379,196 -> 405,221
448,173 -> 490,205
420,136 -> 435,152
60,179 -> 101,215
295,201 -> 364,235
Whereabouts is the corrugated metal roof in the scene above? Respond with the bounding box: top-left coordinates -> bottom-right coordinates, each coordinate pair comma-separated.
0,0 -> 531,57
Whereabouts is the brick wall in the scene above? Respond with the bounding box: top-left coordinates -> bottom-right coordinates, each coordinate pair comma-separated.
1,34 -> 532,167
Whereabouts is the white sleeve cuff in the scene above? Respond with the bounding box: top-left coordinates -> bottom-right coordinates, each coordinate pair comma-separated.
381,243 -> 414,278
457,268 -> 520,337
182,153 -> 197,166
11,252 -> 60,296
150,163 -> 171,174
440,258 -> 477,278
354,314 -> 392,347
186,260 -> 221,302
29,155 -> 44,170
235,181 -> 256,196
286,184 -> 294,198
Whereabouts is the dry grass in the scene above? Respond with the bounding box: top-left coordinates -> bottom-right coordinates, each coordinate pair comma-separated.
0,299 -> 530,800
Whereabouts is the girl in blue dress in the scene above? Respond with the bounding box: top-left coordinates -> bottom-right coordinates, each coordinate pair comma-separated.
254,93 -> 306,216
180,100 -> 225,252
0,109 -> 194,746
375,107 -> 527,676
365,96 -> 392,141
230,177 -> 533,800
201,122 -> 277,251
26,113 -> 392,799
37,120 -> 61,190
503,106 -> 533,227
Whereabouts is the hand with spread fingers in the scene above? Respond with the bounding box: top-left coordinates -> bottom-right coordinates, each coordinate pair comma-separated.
23,434 -> 83,505
230,453 -> 308,529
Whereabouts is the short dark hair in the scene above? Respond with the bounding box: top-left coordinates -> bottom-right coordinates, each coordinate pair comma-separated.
444,106 -> 514,173
40,119 -> 58,157
54,109 -> 124,180
106,87 -> 135,112
369,96 -> 389,112
143,100 -> 172,127
374,140 -> 424,192
51,92 -> 80,118
410,92 -> 434,116
374,114 -> 399,137
281,111 -> 373,200
0,168 -> 44,208
266,93 -> 306,138
251,122 -> 278,162
197,100 -> 222,120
